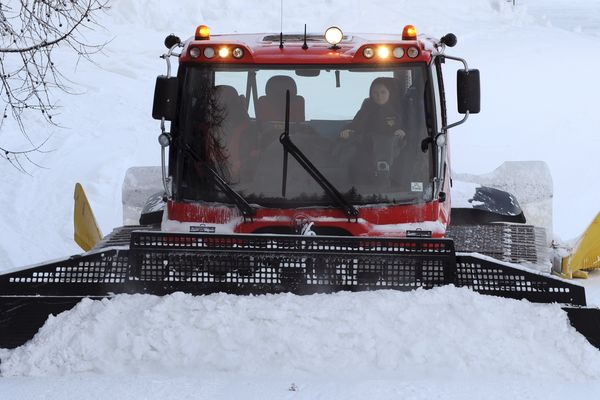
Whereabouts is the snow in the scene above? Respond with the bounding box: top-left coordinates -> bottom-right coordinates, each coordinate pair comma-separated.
3,0 -> 600,397
3,287 -> 600,397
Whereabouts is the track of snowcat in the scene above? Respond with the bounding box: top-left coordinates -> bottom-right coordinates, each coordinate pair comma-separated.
447,223 -> 550,266
1,230 -> 598,350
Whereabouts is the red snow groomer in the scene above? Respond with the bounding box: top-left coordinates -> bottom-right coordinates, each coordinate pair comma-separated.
1,25 -> 600,349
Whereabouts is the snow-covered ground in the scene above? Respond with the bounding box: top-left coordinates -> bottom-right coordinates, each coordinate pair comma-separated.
2,0 -> 600,398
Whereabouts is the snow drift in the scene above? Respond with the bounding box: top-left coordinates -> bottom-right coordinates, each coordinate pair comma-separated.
2,287 -> 600,379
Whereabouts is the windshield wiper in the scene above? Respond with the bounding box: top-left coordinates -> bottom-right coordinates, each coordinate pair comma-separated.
184,144 -> 256,220
279,90 -> 359,220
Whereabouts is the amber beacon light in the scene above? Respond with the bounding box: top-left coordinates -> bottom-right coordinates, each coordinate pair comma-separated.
402,25 -> 417,40
195,25 -> 210,40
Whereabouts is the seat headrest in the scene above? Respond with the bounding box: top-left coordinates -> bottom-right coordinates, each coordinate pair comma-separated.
265,75 -> 297,97
215,84 -> 249,122
215,85 -> 240,104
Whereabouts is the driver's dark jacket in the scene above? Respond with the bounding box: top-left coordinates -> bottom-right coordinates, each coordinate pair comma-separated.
345,99 -> 404,137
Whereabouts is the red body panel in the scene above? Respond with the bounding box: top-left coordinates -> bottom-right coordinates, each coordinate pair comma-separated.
166,200 -> 450,238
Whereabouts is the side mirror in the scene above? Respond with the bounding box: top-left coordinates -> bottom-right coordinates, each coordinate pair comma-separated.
152,76 -> 178,121
164,34 -> 181,49
457,69 -> 480,114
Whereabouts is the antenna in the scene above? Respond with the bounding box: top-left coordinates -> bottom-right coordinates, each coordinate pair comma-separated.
302,24 -> 308,50
279,0 -> 284,49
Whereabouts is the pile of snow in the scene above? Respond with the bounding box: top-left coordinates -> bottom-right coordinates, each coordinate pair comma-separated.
2,287 -> 599,379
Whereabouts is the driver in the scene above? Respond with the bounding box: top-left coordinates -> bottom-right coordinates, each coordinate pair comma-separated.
338,77 -> 407,183
339,77 -> 407,142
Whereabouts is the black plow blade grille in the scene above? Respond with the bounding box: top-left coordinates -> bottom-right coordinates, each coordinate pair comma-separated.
0,232 -> 591,349
455,255 -> 585,306
128,232 -> 455,293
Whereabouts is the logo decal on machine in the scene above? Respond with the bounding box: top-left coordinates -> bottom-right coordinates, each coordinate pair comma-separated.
407,230 -> 432,238
411,182 -> 423,192
190,224 -> 216,233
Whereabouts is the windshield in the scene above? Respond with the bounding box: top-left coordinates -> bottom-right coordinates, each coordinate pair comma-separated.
176,64 -> 434,208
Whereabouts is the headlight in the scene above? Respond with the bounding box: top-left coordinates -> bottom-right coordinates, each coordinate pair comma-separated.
436,134 -> 446,146
203,47 -> 215,58
158,133 -> 171,147
232,47 -> 244,59
392,47 -> 404,58
189,47 -> 201,58
218,47 -> 230,58
363,47 -> 374,59
407,47 -> 419,58
325,26 -> 343,46
377,46 -> 390,59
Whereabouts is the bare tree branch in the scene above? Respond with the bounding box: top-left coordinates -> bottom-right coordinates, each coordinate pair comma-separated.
0,0 -> 109,169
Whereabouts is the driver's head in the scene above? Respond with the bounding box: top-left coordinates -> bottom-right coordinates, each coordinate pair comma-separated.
369,78 -> 394,106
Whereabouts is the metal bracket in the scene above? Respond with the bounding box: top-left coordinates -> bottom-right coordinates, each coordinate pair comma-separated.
157,42 -> 183,200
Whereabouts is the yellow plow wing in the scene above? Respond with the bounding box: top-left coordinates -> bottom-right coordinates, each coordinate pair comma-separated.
73,183 -> 103,252
559,212 -> 600,279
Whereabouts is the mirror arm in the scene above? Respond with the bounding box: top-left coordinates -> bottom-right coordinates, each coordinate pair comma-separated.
442,53 -> 477,130
445,111 -> 469,131
443,54 -> 469,70
161,43 -> 183,78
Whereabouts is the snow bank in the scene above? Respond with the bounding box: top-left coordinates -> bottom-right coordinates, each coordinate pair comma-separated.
2,287 -> 599,379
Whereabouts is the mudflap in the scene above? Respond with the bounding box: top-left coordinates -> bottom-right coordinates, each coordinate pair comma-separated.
0,231 -> 598,350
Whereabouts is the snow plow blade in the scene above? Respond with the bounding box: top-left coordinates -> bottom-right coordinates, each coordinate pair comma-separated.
0,231 -> 598,349
558,212 -> 600,279
73,183 -> 103,252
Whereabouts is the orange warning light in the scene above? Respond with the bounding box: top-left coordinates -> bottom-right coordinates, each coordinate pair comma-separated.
195,25 -> 210,40
402,25 -> 417,40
